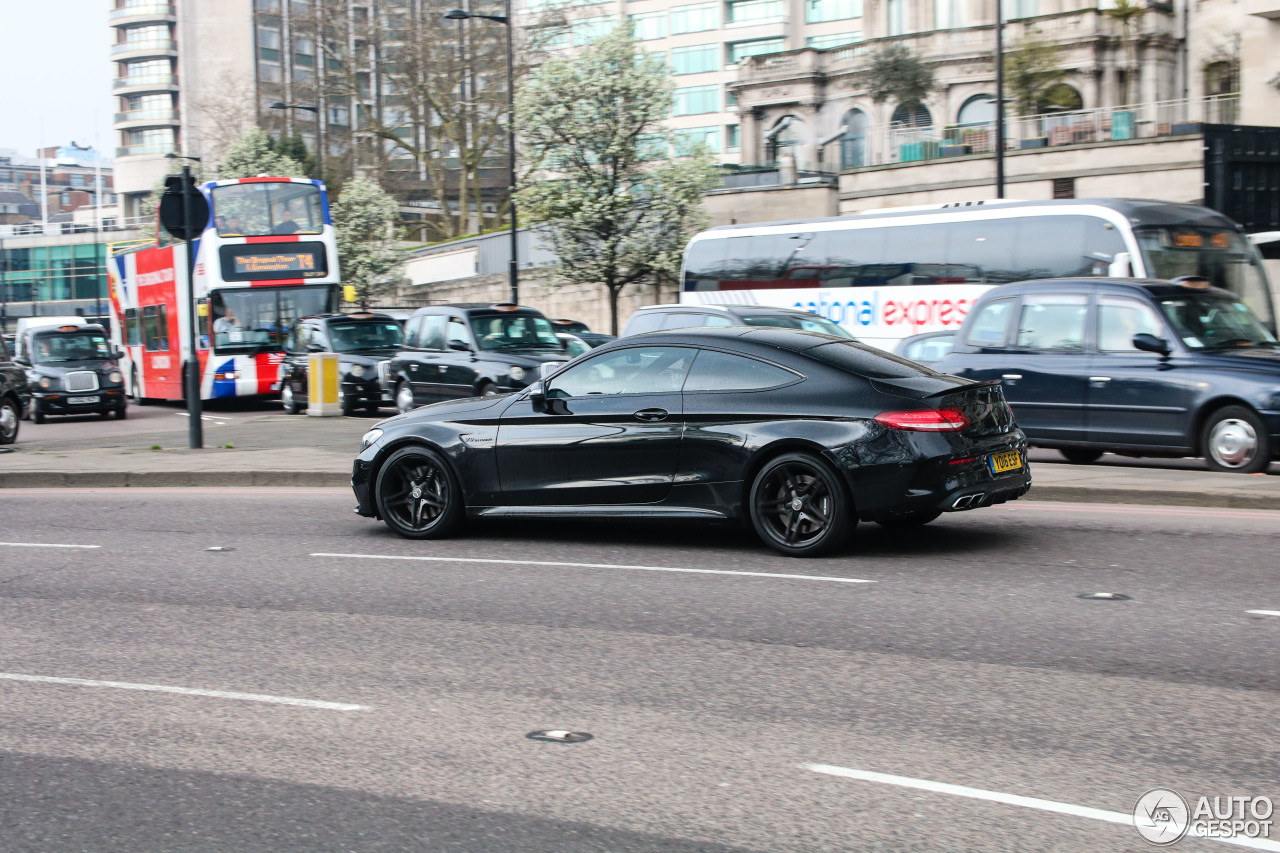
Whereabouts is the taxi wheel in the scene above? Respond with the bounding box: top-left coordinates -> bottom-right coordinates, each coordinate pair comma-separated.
1202,406 -> 1271,474
33,407 -> 46,425
0,398 -> 18,444
281,384 -> 301,415
375,445 -> 464,539
113,405 -> 128,420
749,452 -> 854,557
876,509 -> 942,528
478,382 -> 497,398
395,382 -> 415,414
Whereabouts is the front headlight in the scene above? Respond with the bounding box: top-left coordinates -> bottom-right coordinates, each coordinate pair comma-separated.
107,370 -> 122,384
509,366 -> 526,382
39,376 -> 53,390
360,428 -> 384,451
346,363 -> 366,379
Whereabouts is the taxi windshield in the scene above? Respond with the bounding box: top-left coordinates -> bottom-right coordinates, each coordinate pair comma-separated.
212,181 -> 324,238
328,321 -> 404,353
32,332 -> 111,364
1137,225 -> 1275,330
1157,294 -> 1279,350
470,314 -> 560,351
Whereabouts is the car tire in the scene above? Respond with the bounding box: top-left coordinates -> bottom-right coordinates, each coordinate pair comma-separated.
748,451 -> 854,557
1201,405 -> 1271,474
281,383 -> 301,415
375,445 -> 464,540
113,405 -> 128,420
365,402 -> 380,414
395,381 -> 414,414
341,392 -> 356,417
131,368 -> 153,406
1059,448 -> 1103,464
33,407 -> 45,425
477,382 -> 497,398
876,509 -> 942,528
0,397 -> 18,444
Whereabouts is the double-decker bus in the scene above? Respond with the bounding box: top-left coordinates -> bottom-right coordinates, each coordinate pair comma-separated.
108,176 -> 340,402
681,199 -> 1277,350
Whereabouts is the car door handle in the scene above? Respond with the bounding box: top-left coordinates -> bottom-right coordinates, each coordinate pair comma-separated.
633,408 -> 668,422
1002,373 -> 1022,381
1089,376 -> 1112,385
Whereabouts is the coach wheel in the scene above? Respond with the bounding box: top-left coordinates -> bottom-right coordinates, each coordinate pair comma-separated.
375,445 -> 464,539
748,451 -> 854,557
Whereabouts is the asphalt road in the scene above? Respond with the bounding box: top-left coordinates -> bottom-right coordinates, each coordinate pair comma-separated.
1,491 -> 1278,852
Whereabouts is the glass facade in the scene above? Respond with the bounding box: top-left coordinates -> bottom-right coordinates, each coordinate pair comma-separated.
729,38 -> 784,62
805,0 -> 861,23
671,44 -> 719,75
673,84 -> 720,116
807,32 -> 862,48
0,243 -> 109,309
670,2 -> 718,34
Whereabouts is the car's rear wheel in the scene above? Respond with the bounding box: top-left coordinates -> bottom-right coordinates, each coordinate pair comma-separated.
1059,448 -> 1103,464
375,445 -> 464,539
0,397 -> 18,444
748,451 -> 853,557
1202,405 -> 1271,474
113,404 -> 128,420
395,381 -> 414,414
281,383 -> 301,414
876,509 -> 941,528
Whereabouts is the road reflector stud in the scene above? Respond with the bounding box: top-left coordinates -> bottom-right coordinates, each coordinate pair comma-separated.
1077,592 -> 1131,600
526,730 -> 592,743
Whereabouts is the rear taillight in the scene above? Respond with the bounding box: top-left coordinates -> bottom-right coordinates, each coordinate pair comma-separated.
874,408 -> 971,432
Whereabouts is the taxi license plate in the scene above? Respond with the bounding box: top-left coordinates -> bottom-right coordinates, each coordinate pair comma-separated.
989,450 -> 1023,474
68,395 -> 101,405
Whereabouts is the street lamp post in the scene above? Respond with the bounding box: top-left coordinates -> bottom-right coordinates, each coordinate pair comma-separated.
994,0 -> 1006,198
445,3 -> 519,305
270,102 -> 324,184
164,153 -> 204,450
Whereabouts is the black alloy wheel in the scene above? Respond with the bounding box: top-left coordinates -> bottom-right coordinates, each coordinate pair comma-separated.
1059,448 -> 1103,464
876,509 -> 942,528
0,397 -> 18,444
375,446 -> 464,539
748,452 -> 853,557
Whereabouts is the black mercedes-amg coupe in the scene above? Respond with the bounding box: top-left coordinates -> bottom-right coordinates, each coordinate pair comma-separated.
351,327 -> 1030,556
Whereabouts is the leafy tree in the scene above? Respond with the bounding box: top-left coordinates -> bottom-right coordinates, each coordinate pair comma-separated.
517,27 -> 720,334
332,177 -> 405,308
862,43 -> 936,127
1104,0 -> 1147,104
215,127 -> 308,180
1004,34 -> 1068,116
269,132 -> 317,180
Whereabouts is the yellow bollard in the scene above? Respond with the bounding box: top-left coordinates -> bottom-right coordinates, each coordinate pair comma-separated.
306,352 -> 343,417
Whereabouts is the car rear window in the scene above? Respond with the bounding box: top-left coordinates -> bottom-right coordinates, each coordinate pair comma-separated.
807,340 -> 942,379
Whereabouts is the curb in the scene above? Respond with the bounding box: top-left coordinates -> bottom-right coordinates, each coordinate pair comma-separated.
3,472 -> 1279,510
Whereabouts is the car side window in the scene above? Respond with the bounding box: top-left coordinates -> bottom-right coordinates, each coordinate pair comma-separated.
662,312 -> 712,330
964,298 -> 1014,348
447,319 -> 470,349
547,346 -> 693,398
903,334 -> 955,362
705,315 -> 733,327
1015,294 -> 1087,352
624,312 -> 665,335
0,334 -> 8,361
404,315 -> 423,347
419,315 -> 446,351
683,349 -> 798,392
1097,297 -> 1164,352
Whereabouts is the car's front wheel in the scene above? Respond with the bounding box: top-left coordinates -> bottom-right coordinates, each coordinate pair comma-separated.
748,451 -> 854,557
395,381 -> 414,414
281,383 -> 301,414
375,446 -> 464,539
1202,405 -> 1271,474
0,397 -> 19,444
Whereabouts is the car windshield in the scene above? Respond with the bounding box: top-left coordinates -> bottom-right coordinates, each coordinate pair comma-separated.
470,314 -> 560,351
31,332 -> 111,364
741,314 -> 856,339
1137,225 -> 1275,330
1157,293 -> 1278,349
212,181 -> 324,237
327,320 -> 403,353
209,285 -> 336,353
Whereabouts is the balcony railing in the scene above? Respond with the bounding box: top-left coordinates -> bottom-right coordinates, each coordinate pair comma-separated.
113,74 -> 178,89
114,108 -> 180,123
0,216 -> 151,238
116,143 -> 177,157
111,39 -> 177,54
838,95 -> 1240,170
109,4 -> 176,20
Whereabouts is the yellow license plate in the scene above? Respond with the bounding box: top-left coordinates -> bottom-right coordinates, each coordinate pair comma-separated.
989,450 -> 1023,473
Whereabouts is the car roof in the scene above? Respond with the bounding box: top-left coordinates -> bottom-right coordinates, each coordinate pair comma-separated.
304,312 -> 399,323
606,325 -> 847,354
631,303 -> 817,316
412,302 -> 546,317
973,278 -> 1237,300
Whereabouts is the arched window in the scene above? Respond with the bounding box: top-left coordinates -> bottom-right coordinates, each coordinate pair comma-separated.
957,94 -> 996,126
841,108 -> 869,168
1204,60 -> 1238,96
890,103 -> 931,128
1037,83 -> 1083,113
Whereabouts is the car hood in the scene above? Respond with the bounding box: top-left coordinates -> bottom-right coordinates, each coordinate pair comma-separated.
378,394 -> 510,429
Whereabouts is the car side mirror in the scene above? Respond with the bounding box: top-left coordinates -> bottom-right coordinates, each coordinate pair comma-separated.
1132,333 -> 1171,356
307,343 -> 325,353
447,339 -> 471,352
527,380 -> 547,411
114,348 -> 125,360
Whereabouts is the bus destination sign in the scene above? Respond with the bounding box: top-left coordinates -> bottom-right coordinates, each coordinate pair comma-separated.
219,241 -> 328,282
232,251 -> 319,275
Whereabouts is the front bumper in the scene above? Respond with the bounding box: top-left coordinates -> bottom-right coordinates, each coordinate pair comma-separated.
342,378 -> 390,407
33,388 -> 125,416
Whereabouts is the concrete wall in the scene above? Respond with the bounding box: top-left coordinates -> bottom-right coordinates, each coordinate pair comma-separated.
838,135 -> 1205,212
703,183 -> 838,227
393,269 -> 680,336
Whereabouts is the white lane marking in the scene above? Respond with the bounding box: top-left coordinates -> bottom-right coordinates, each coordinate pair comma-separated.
1246,610 -> 1280,617
312,552 -> 875,584
0,542 -> 101,549
0,672 -> 367,711
174,412 -> 232,422
1003,503 -> 1280,521
803,763 -> 1280,851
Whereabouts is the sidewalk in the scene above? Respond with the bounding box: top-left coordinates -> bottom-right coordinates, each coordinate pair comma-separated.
3,413 -> 1280,509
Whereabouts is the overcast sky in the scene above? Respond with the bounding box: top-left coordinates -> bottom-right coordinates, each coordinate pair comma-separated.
0,0 -> 113,158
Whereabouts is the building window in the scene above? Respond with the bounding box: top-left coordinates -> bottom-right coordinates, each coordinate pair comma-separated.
1001,0 -> 1037,18
573,16 -> 612,45
806,32 -> 861,48
887,0 -> 906,34
727,0 -> 784,24
841,108 -> 868,168
726,124 -> 741,151
630,10 -> 667,40
70,174 -> 86,186
728,38 -> 784,62
260,62 -> 282,83
805,0 -> 860,23
671,44 -> 719,75
890,103 -> 931,127
673,126 -> 720,153
328,105 -> 350,126
673,84 -> 720,116
670,2 -> 718,34
293,65 -> 314,84
957,94 -> 996,125
1052,178 -> 1076,199
935,0 -> 962,28
123,25 -> 169,43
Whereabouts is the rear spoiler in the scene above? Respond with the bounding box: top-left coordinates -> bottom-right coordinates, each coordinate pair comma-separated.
922,378 -> 1003,398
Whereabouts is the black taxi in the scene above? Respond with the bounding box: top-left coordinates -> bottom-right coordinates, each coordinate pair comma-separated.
0,330 -> 28,443
280,312 -> 404,416
17,323 -> 126,423
389,303 -> 572,412
934,278 -> 1280,473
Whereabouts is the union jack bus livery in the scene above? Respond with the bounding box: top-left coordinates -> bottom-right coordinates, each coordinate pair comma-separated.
108,176 -> 340,402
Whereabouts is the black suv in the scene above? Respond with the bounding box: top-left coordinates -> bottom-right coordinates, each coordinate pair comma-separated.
622,304 -> 858,339
18,323 -> 126,423
280,312 -> 404,416
0,330 -> 28,443
389,303 -> 572,412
